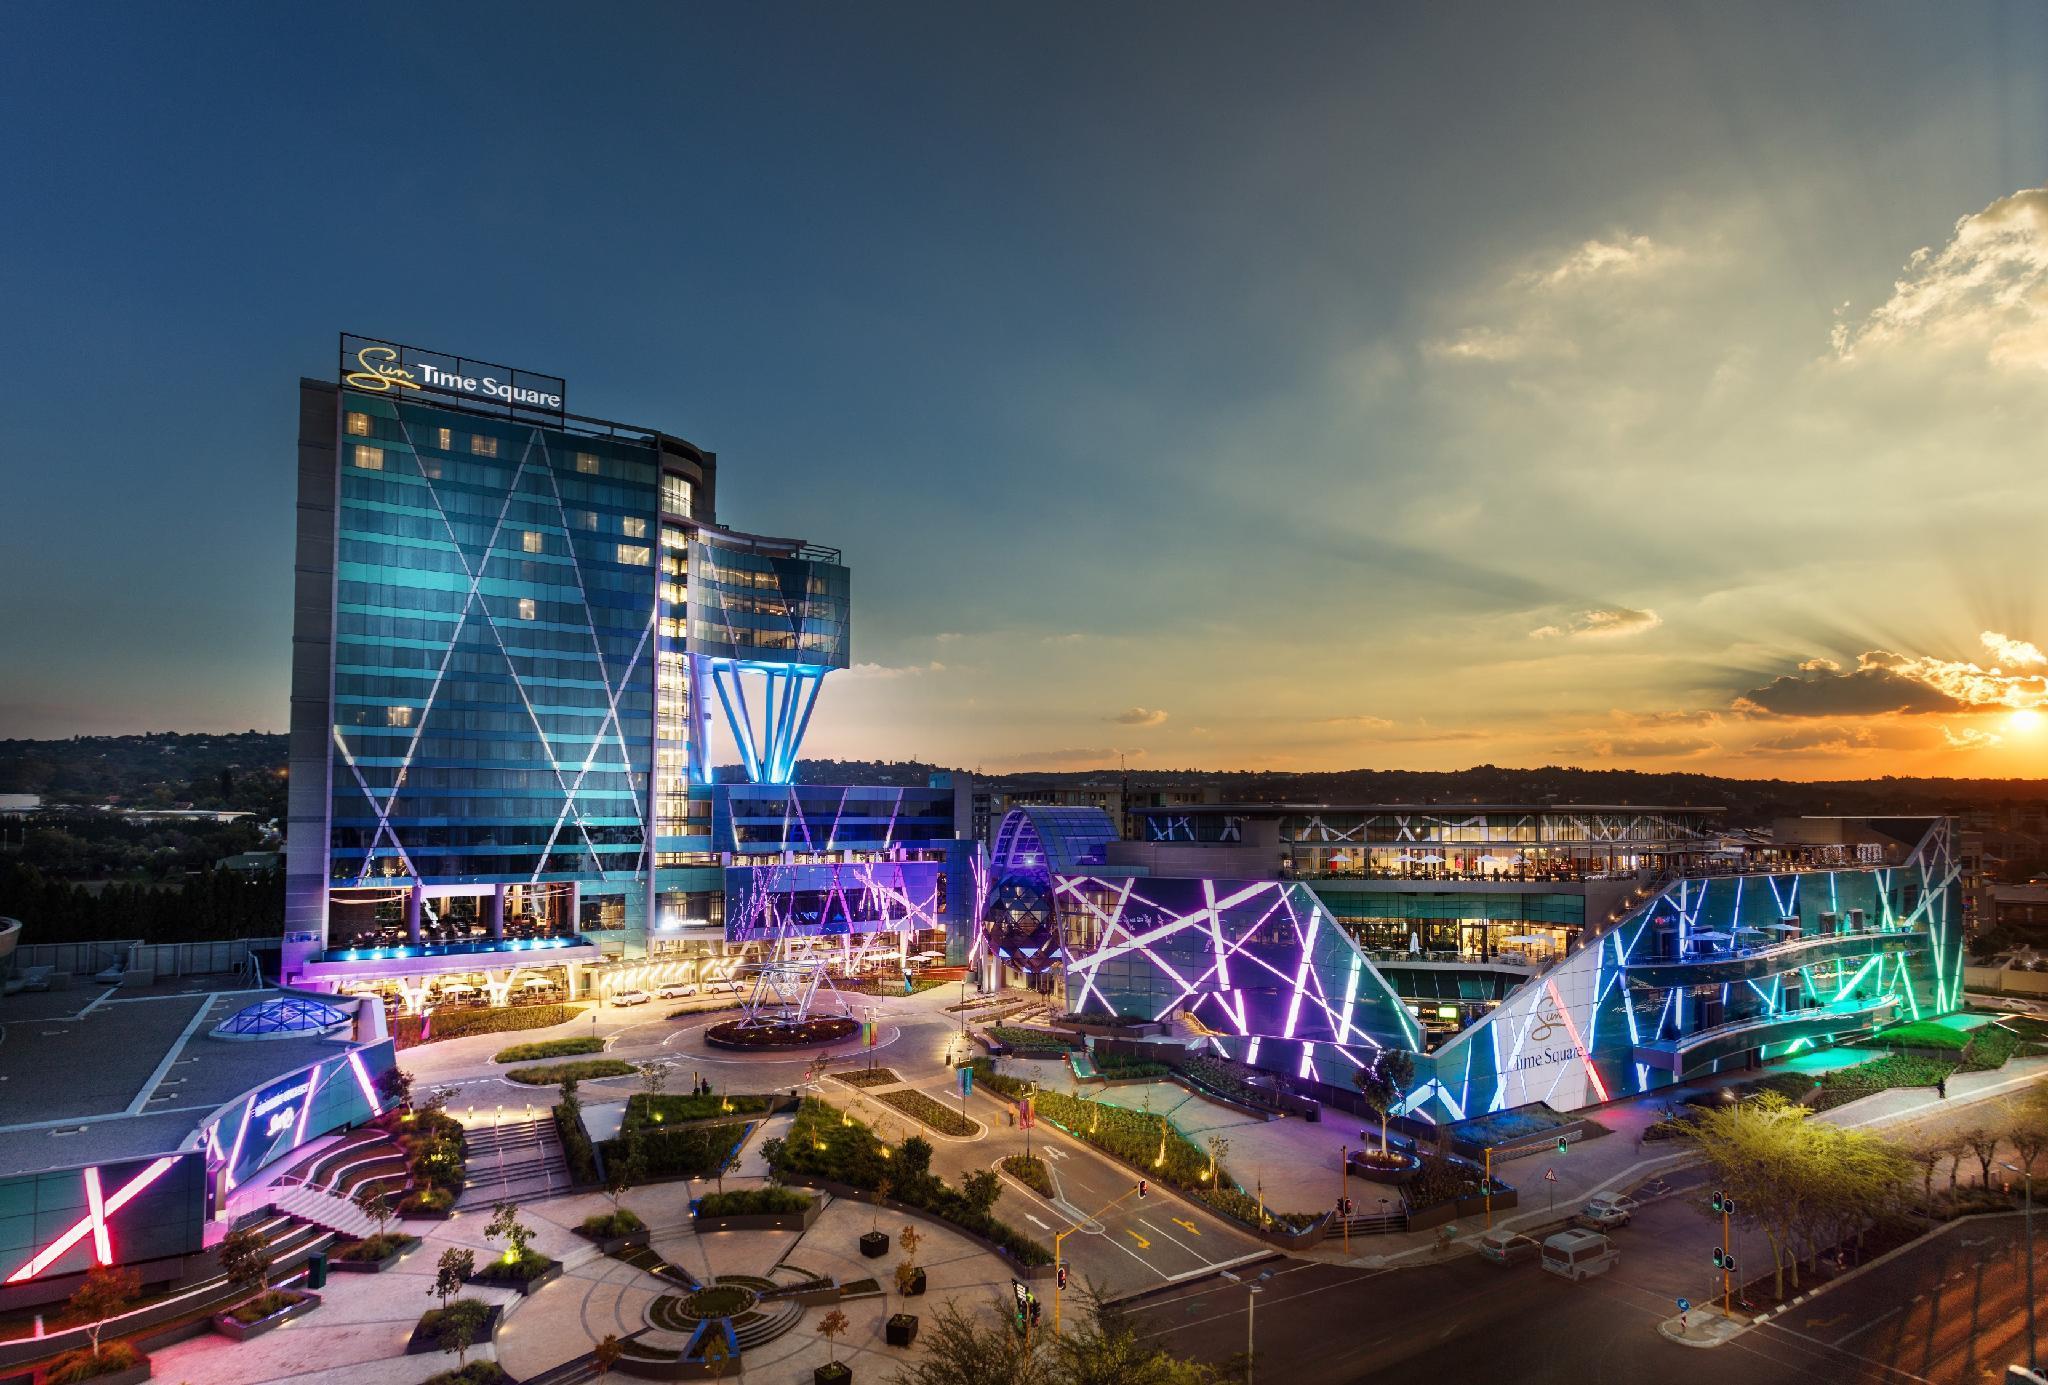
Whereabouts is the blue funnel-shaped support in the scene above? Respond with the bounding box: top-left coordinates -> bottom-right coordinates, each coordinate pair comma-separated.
698,657 -> 828,784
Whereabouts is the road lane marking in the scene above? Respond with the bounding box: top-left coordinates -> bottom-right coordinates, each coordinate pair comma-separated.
1834,1304 -> 1902,1345
1126,1230 -> 1151,1249
1172,1218 -> 1199,1235
1026,1214 -> 1051,1230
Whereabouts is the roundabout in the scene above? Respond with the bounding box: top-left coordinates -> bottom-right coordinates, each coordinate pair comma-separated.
704,1013 -> 861,1049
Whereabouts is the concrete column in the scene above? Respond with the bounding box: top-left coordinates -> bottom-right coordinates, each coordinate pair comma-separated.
407,885 -> 424,949
568,881 -> 582,937
490,885 -> 506,942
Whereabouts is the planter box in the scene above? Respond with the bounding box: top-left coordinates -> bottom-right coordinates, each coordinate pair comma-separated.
896,1267 -> 927,1297
466,1258 -> 561,1295
691,1200 -> 821,1235
815,1365 -> 852,1385
212,1290 -> 321,1342
885,1313 -> 919,1347
776,1175 -> 1057,1282
574,1226 -> 651,1255
330,1237 -> 423,1273
405,1304 -> 504,1356
858,1231 -> 890,1259
40,1358 -> 153,1385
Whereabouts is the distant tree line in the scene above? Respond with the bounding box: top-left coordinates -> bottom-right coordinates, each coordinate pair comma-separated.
0,861 -> 284,945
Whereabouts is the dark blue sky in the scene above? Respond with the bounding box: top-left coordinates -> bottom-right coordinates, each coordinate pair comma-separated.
5,4 -> 2046,774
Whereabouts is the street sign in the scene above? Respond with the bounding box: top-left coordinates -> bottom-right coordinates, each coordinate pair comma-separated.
1677,1297 -> 1689,1313
959,1064 -> 974,1096
1544,1168 -> 1557,1182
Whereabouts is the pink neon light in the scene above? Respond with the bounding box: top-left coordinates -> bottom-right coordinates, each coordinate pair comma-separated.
1543,979 -> 1610,1104
347,1050 -> 381,1116
223,1094 -> 255,1191
293,1064 -> 324,1148
82,1167 -> 111,1266
6,1157 -> 179,1284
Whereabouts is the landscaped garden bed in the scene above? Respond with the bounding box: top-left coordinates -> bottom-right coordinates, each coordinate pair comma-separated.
872,1087 -> 979,1136
43,1343 -> 151,1385
493,1036 -> 606,1063
623,1091 -> 776,1126
986,1025 -> 1074,1056
1867,1021 -> 1971,1052
329,1232 -> 422,1272
763,1097 -> 1053,1267
1000,1154 -> 1053,1196
466,1252 -> 560,1295
394,1002 -> 584,1049
213,1288 -> 320,1340
421,1365 -> 511,1385
407,1300 -> 503,1355
599,1117 -> 749,1181
575,1209 -> 648,1251
705,1015 -> 859,1049
833,1067 -> 902,1089
693,1186 -> 819,1232
1810,1053 -> 1957,1110
504,1058 -> 636,1085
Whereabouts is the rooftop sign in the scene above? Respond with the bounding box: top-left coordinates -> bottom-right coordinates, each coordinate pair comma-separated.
340,333 -> 566,419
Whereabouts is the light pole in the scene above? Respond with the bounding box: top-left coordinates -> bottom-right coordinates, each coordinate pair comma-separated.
1219,1269 -> 1270,1385
2004,1161 -> 2037,1375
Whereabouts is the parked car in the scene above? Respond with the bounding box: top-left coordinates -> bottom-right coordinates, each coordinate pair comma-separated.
610,988 -> 651,1007
657,983 -> 698,1000
1541,1229 -> 1619,1281
1476,1231 -> 1541,1266
1571,1194 -> 1638,1230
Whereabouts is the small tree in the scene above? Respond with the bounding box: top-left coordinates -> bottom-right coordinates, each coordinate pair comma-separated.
1205,1134 -> 1231,1185
592,1332 -> 623,1380
67,1264 -> 141,1361
1353,1051 -> 1414,1154
438,1302 -> 478,1366
639,1060 -> 668,1102
1961,1126 -> 2002,1188
962,1167 -> 1002,1217
872,1176 -> 892,1234
377,1065 -> 415,1113
486,1200 -> 535,1268
816,1307 -> 850,1366
896,1224 -> 924,1296
604,1144 -> 642,1215
217,1226 -> 274,1301
430,1246 -> 474,1310
352,1182 -> 395,1239
2004,1088 -> 2048,1177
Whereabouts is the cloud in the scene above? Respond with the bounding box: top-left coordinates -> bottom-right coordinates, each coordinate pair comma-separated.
1525,233 -> 1675,290
1425,326 -> 1545,363
1834,185 -> 2048,370
844,661 -> 946,680
1733,663 -> 1961,717
1942,724 -> 2003,751
1109,707 -> 1169,727
933,632 -> 963,645
1797,657 -> 1841,673
1530,607 -> 1662,641
1981,631 -> 2048,667
1317,713 -> 1397,729
1611,708 -> 1719,729
1738,633 -> 2048,717
1041,633 -> 1092,646
1585,734 -> 1718,759
1748,724 -> 1881,755
1002,747 -> 1143,766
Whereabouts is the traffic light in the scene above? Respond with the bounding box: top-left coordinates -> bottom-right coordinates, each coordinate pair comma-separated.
1338,1197 -> 1354,1216
1711,1190 -> 1724,1213
1712,1248 -> 1736,1272
1138,1179 -> 1148,1199
1030,1297 -> 1042,1327
1556,1137 -> 1569,1155
1057,1264 -> 1069,1290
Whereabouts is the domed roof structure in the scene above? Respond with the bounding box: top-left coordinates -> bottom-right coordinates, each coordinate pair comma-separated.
211,995 -> 352,1040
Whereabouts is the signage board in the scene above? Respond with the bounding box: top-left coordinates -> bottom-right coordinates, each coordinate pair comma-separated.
340,334 -> 566,420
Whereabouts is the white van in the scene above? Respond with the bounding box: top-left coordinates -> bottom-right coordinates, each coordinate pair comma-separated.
1540,1229 -> 1618,1282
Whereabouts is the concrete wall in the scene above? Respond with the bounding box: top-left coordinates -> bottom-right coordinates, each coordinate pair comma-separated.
1965,964 -> 2048,997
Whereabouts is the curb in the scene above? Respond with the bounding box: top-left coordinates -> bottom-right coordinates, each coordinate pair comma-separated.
1103,1250 -> 1286,1309
1746,1210 -> 2026,1325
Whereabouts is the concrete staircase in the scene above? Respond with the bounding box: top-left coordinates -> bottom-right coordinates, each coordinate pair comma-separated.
271,1182 -> 378,1238
461,1116 -> 570,1205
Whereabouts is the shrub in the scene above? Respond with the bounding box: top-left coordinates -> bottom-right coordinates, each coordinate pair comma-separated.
988,1025 -> 1073,1054
227,1289 -> 304,1325
504,1059 -> 636,1085
332,1232 -> 414,1262
1867,1021 -> 1970,1052
602,1121 -> 748,1180
621,1092 -> 775,1130
1093,1055 -> 1170,1080
45,1342 -> 144,1385
833,1067 -> 902,1089
554,1100 -> 599,1185
399,1186 -> 455,1216
494,1037 -> 606,1063
1001,1154 -> 1053,1196
1174,1054 -> 1266,1105
578,1209 -> 646,1237
873,1087 -> 977,1136
422,1365 -> 510,1385
696,1187 -> 814,1216
394,1003 -> 585,1048
1812,1053 -> 1958,1109
764,1098 -> 1053,1265
1958,1023 -> 2033,1072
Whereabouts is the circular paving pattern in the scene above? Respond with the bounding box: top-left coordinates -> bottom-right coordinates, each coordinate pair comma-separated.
704,1015 -> 860,1049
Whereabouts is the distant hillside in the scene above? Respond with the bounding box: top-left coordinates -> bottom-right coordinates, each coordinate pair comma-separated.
7,738 -> 2048,829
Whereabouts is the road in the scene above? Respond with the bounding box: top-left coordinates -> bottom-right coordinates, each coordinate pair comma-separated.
1121,1211 -> 2047,1385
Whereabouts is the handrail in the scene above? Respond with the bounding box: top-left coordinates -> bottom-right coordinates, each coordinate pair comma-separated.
1626,925 -> 1922,970
1646,994 -> 1897,1051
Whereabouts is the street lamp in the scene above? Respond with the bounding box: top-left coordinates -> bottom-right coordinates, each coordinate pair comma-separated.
2004,1161 -> 2037,1376
1219,1269 -> 1271,1385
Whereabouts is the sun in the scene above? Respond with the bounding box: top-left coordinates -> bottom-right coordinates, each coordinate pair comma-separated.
2007,708 -> 2044,733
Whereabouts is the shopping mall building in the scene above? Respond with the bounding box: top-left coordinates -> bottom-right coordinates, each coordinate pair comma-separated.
283,336 -> 978,1010
975,803 -> 1966,1120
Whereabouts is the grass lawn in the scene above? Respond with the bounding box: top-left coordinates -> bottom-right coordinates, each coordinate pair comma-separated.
1867,1020 -> 1971,1051
833,1067 -> 902,1089
494,1036 -> 607,1063
504,1058 -> 636,1085
873,1086 -> 978,1136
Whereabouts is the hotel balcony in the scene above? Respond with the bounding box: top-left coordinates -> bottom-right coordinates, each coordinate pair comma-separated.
1620,926 -> 1925,988
302,933 -> 601,980
1634,993 -> 1900,1076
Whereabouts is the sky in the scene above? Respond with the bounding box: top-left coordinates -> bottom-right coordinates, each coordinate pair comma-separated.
4,3 -> 2048,779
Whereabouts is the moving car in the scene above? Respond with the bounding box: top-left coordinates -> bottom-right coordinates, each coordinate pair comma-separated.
1476,1231 -> 1541,1266
1541,1229 -> 1619,1281
610,988 -> 651,1007
1571,1194 -> 1638,1230
657,983 -> 698,1000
